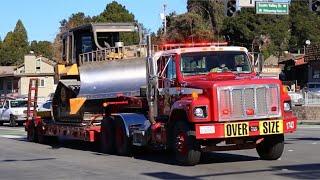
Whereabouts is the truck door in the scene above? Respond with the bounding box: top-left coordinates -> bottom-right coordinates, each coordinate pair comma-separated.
0,100 -> 10,120
157,55 -> 176,115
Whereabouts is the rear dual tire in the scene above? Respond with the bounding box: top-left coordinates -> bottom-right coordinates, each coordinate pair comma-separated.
100,117 -> 131,156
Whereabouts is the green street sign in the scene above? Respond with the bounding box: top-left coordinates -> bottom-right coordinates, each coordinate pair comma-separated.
256,2 -> 289,15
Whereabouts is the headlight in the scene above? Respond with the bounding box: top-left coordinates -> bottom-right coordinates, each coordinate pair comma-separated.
284,102 -> 292,111
194,107 -> 207,118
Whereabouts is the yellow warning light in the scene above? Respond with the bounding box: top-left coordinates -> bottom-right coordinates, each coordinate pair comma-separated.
103,102 -> 108,107
282,85 -> 288,93
192,92 -> 199,100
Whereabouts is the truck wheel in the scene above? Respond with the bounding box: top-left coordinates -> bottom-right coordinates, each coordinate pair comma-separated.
173,121 -> 201,166
0,122 -> 3,126
256,134 -> 284,160
37,125 -> 47,144
100,117 -> 115,154
114,118 -> 131,156
27,122 -> 37,142
9,115 -> 16,127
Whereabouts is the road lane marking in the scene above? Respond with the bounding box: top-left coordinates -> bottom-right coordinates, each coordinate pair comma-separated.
0,135 -> 25,139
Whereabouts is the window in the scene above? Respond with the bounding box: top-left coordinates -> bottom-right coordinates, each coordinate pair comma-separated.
82,36 -> 92,53
180,51 -> 251,76
39,78 -> 45,87
36,59 -> 41,73
7,80 -> 12,91
167,57 -> 176,80
0,79 -> 3,90
10,100 -> 28,108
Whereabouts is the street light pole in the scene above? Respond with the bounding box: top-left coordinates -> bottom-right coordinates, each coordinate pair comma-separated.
163,4 -> 167,35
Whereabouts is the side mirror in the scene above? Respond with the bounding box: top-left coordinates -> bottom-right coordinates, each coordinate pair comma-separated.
256,53 -> 264,75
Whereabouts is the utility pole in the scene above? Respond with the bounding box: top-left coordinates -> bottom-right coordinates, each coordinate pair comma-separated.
163,4 -> 167,35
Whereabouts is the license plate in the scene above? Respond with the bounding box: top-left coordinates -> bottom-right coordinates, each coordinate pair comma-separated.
224,122 -> 249,137
259,120 -> 283,135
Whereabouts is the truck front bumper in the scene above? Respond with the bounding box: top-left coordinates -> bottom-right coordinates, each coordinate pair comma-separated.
195,116 -> 297,139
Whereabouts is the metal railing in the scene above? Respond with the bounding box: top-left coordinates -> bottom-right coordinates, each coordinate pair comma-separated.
78,42 -> 227,65
79,45 -> 160,65
304,92 -> 320,105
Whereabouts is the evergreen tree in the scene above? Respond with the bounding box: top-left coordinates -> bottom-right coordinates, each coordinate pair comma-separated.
94,1 -> 139,45
30,40 -> 53,59
289,0 -> 320,52
0,20 -> 29,65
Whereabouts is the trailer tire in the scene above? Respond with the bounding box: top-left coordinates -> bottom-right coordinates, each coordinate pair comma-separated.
100,117 -> 115,154
37,125 -> 47,144
173,121 -> 201,166
256,134 -> 284,160
27,122 -> 37,142
114,118 -> 131,156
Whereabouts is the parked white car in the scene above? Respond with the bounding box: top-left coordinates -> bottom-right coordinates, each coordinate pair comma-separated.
286,86 -> 304,106
0,98 -> 28,126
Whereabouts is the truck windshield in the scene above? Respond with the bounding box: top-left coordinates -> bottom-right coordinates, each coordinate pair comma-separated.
10,100 -> 28,108
181,51 -> 251,76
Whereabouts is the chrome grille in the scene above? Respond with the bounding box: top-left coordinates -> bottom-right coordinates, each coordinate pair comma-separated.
218,84 -> 281,121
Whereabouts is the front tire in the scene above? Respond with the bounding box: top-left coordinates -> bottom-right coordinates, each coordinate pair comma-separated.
256,134 -> 284,160
173,121 -> 201,166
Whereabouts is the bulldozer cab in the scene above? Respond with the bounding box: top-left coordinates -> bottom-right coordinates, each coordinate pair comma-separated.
61,23 -> 141,65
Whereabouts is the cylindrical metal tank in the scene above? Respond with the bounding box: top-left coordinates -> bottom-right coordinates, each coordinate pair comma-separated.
78,58 -> 147,100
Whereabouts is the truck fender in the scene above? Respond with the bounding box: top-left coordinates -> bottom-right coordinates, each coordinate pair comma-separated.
113,113 -> 150,137
169,100 -> 191,124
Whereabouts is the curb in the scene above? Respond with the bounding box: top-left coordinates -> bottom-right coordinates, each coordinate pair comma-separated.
298,121 -> 320,125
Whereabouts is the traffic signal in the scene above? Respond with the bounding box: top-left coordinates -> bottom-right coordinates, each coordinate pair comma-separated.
226,0 -> 237,17
311,0 -> 320,12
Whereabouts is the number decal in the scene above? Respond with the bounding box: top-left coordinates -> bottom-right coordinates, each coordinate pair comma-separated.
286,121 -> 294,129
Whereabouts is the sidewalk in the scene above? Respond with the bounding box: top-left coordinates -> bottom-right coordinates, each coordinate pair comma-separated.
298,119 -> 320,125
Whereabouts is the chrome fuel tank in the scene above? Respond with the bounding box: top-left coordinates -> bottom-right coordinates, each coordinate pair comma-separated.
77,58 -> 147,100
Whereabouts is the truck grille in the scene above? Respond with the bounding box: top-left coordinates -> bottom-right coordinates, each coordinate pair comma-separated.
218,84 -> 281,121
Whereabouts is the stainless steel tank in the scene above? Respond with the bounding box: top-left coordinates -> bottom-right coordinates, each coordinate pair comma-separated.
77,58 -> 147,100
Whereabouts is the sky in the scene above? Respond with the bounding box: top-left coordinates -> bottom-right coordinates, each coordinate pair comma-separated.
0,0 -> 187,42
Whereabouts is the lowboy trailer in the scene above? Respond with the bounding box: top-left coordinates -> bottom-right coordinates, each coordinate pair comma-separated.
25,23 -> 297,165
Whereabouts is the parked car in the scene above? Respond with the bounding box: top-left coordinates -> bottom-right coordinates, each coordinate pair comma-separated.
0,98 -> 28,126
286,86 -> 304,106
306,82 -> 320,93
37,100 -> 52,119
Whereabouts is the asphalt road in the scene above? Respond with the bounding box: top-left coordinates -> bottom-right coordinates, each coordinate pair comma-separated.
0,125 -> 319,180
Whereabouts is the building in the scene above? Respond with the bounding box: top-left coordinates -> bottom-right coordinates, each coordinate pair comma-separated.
0,66 -> 19,98
279,53 -> 308,89
14,54 -> 56,103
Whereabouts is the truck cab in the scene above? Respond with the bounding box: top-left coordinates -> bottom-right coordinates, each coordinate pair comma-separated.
143,44 -> 297,165
0,98 -> 28,126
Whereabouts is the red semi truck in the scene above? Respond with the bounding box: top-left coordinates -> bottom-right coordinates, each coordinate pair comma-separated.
25,23 -> 297,165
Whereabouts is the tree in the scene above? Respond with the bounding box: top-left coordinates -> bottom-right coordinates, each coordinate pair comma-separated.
187,0 -> 225,36
222,8 -> 290,57
59,12 -> 92,32
289,0 -> 320,52
94,1 -> 135,22
53,12 -> 92,62
94,1 -> 139,45
30,40 -> 53,59
0,20 -> 29,65
166,12 -> 214,42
